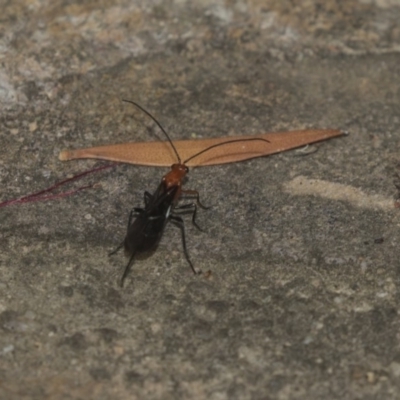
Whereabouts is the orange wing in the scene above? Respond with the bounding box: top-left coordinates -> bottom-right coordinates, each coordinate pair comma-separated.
59,129 -> 345,167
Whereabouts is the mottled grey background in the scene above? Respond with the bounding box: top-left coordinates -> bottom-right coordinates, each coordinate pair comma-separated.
1,1 -> 400,399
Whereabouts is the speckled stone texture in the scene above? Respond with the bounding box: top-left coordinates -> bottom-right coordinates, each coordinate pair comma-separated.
1,1 -> 400,399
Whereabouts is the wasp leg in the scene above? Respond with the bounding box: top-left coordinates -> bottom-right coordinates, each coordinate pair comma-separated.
120,251 -> 136,288
109,242 -> 124,256
170,215 -> 200,275
181,189 -> 210,210
144,191 -> 153,205
173,203 -> 203,232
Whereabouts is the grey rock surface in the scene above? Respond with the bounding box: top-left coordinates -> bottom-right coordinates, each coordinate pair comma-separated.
1,0 -> 400,399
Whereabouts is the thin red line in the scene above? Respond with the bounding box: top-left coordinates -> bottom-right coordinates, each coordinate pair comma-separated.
0,163 -> 115,208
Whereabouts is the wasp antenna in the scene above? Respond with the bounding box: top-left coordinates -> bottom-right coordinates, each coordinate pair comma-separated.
183,138 -> 270,164
122,99 -> 181,164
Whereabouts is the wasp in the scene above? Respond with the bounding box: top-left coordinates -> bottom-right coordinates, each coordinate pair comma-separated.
110,100 -> 269,287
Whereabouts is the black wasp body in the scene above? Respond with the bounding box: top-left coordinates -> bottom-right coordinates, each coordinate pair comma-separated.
113,161 -> 202,287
